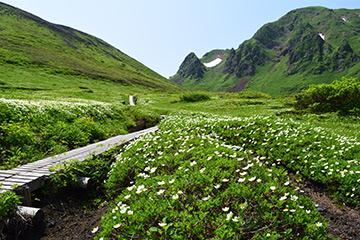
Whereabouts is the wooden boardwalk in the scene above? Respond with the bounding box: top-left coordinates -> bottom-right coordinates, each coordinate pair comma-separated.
0,126 -> 158,205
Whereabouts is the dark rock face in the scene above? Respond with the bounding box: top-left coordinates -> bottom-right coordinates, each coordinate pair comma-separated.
223,41 -> 269,78
331,40 -> 360,71
173,52 -> 206,82
227,78 -> 251,93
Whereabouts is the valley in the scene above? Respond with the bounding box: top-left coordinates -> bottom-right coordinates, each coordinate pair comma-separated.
0,2 -> 359,240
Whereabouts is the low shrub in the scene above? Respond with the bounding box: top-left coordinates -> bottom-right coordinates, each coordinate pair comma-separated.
0,188 -> 22,221
180,92 -> 210,102
237,91 -> 272,99
295,77 -> 360,115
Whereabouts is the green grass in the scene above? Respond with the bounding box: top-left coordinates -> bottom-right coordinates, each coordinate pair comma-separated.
0,3 -> 181,96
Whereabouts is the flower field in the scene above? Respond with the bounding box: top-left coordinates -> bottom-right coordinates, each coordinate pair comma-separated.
0,98 -> 156,169
95,113 -> 360,239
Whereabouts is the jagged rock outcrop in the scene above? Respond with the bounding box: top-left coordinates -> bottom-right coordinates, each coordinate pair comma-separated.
171,52 -> 206,84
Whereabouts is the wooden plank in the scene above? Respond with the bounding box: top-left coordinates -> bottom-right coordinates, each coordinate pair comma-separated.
0,182 -> 23,189
0,173 -> 13,178
7,175 -> 39,181
20,172 -> 49,177
0,170 -> 21,175
0,185 -> 14,190
0,171 -> 15,176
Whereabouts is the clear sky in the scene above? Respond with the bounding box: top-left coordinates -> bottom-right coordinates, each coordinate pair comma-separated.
1,0 -> 359,78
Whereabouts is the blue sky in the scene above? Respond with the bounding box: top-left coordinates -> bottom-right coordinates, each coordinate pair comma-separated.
1,0 -> 359,77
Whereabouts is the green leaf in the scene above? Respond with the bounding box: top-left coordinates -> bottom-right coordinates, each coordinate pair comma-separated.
149,227 -> 159,232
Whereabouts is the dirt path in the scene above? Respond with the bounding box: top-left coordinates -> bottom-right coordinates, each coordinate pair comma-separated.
298,180 -> 360,239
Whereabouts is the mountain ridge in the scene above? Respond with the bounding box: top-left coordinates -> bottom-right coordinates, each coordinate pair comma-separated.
171,7 -> 360,96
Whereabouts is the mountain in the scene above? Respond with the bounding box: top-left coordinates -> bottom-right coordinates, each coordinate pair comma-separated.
0,2 -> 180,97
171,7 -> 360,96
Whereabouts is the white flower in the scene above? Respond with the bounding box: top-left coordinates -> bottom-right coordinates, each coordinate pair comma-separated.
222,207 -> 230,212
291,195 -> 298,201
238,178 -> 246,183
169,179 -> 175,184
315,222 -> 323,227
240,172 -> 247,176
239,202 -> 247,209
202,195 -> 211,201
222,178 -> 229,182
214,184 -> 221,189
232,216 -> 240,222
114,223 -> 121,228
270,186 -> 276,191
127,210 -> 134,215
200,168 -> 206,173
91,226 -> 99,233
306,210 -> 311,214
124,195 -> 131,199
226,211 -> 234,221
120,208 -> 127,214
284,181 -> 290,186
172,194 -> 179,200
136,185 -> 146,194
127,185 -> 135,191
249,176 -> 256,182
158,181 -> 165,185
279,196 -> 287,201
207,156 -> 213,161
158,223 -> 167,227
190,161 -> 197,166
157,189 -> 165,195
150,167 -> 157,173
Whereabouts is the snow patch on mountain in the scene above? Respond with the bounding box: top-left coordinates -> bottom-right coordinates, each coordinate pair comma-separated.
203,58 -> 222,68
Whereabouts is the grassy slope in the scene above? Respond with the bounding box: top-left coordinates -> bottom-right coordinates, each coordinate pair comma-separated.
0,3 -> 180,102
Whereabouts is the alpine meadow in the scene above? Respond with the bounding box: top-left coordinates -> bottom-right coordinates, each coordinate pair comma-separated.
0,2 -> 360,240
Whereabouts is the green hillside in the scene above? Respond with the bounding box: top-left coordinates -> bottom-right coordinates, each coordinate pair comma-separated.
171,7 -> 360,96
0,2 -> 180,102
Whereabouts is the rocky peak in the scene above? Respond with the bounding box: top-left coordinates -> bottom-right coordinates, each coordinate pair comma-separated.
171,52 -> 206,84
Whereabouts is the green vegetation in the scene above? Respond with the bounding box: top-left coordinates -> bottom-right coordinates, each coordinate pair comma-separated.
0,2 -> 180,98
171,7 -> 360,96
0,2 -> 360,238
0,187 -> 21,221
0,98 -> 159,170
295,77 -> 360,115
179,92 -> 210,102
1,88 -> 359,239
236,91 -> 272,99
95,113 -> 360,239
